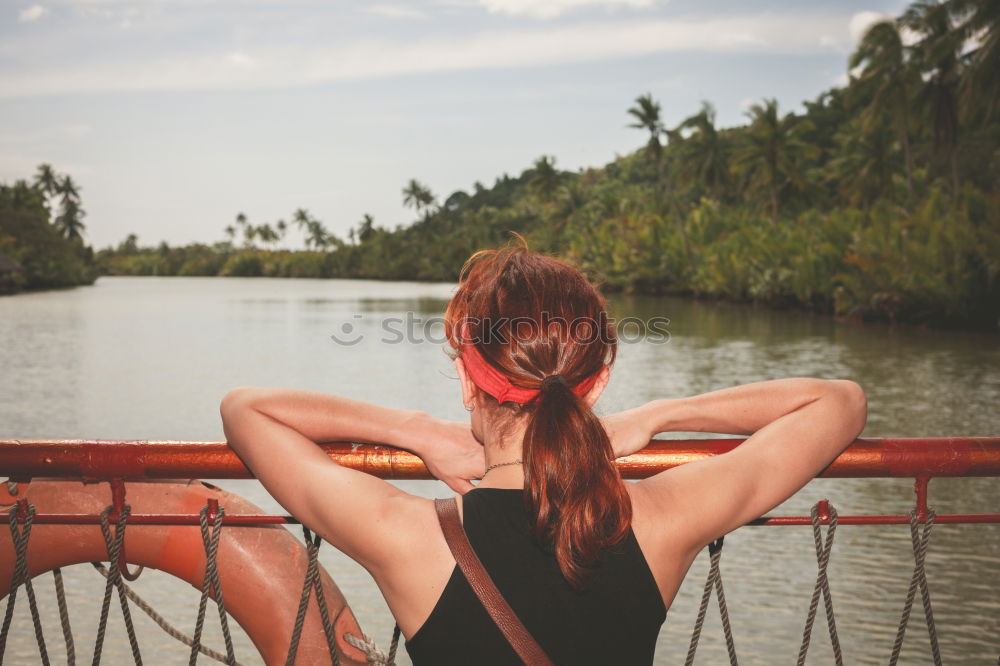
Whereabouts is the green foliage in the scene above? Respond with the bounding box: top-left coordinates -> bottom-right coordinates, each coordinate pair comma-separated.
0,174 -> 97,294
94,0 -> 999,331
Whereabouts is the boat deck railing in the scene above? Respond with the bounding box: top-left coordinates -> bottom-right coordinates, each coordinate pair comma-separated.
2,437 -> 997,526
0,437 -> 997,665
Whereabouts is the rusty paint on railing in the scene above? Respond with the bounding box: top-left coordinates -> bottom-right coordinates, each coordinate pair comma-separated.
1,437 -> 998,481
2,437 -> 999,527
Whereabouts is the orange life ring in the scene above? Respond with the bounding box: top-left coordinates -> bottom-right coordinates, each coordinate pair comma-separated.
0,479 -> 369,666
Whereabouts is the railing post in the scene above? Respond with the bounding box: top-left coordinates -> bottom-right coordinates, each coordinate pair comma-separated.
206,498 -> 220,525
15,498 -> 28,525
817,499 -> 831,524
914,476 -> 931,523
109,478 -> 126,523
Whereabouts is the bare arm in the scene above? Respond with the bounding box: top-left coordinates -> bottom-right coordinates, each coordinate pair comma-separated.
605,378 -> 865,454
220,387 -> 484,570
607,378 -> 867,552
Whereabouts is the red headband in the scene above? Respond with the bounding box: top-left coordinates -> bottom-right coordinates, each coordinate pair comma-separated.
460,341 -> 601,405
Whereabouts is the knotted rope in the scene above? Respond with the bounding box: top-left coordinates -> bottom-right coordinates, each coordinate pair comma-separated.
888,508 -> 940,666
2,491 -> 959,665
93,503 -> 143,665
90,562 -> 243,665
797,501 -> 842,666
0,501 -> 50,665
189,503 -> 237,666
685,536 -> 737,665
344,625 -> 400,666
286,525 -> 340,666
285,524 -> 401,666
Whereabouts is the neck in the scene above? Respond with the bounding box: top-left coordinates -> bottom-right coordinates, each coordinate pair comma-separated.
474,408 -> 528,489
477,463 -> 525,490
480,439 -> 526,490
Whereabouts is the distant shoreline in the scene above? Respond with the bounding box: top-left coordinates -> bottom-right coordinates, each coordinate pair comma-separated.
80,271 -> 1000,335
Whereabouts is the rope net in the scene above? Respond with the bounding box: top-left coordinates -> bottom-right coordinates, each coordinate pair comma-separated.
0,492 -> 981,665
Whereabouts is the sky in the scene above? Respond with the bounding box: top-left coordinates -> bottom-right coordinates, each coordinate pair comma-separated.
1,0 -> 912,251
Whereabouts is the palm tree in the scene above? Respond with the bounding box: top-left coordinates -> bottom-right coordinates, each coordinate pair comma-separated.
627,93 -> 664,161
242,223 -> 257,248
52,174 -> 85,240
529,156 -> 561,201
57,174 -> 80,203
223,225 -> 236,243
233,212 -> 249,244
33,164 -> 59,198
849,19 -> 918,199
556,181 -> 587,218
950,0 -> 1000,120
293,208 -> 315,249
55,198 -> 86,241
731,99 -> 818,223
357,213 -> 375,243
903,0 -> 964,193
829,117 -> 896,206
677,101 -> 727,200
402,179 -> 436,219
443,190 -> 470,211
306,220 -> 330,250
119,233 -> 139,254
292,208 -> 311,231
256,223 -> 279,250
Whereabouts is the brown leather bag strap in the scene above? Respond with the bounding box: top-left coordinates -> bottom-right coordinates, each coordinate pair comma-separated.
435,497 -> 555,666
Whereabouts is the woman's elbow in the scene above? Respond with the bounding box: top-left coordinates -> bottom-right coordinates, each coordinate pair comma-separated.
220,386 -> 262,420
831,379 -> 868,438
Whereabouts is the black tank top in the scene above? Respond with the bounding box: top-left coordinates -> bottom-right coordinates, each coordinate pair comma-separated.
404,487 -> 667,665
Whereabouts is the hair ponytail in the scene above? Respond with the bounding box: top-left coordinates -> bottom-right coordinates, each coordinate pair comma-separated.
523,378 -> 631,590
445,238 -> 630,591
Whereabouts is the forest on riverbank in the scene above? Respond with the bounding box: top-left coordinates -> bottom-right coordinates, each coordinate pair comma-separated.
90,1 -> 1000,330
0,166 -> 96,294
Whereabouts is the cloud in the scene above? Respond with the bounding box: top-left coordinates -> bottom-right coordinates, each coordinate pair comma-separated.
846,10 -> 922,51
0,12 -> 856,98
227,52 -> 257,69
848,11 -> 892,42
62,123 -> 92,138
477,0 -> 655,20
18,4 -> 49,22
367,4 -> 427,20
0,123 -> 92,146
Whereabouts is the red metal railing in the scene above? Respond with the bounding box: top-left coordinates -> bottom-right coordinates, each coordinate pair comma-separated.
1,437 -> 999,526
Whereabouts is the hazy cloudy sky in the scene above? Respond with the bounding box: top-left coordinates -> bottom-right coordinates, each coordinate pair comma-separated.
1,0 -> 910,250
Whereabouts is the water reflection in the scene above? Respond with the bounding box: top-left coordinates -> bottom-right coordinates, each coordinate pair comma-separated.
0,277 -> 997,664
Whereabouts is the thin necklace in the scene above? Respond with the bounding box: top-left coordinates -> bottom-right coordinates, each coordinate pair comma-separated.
484,459 -> 523,474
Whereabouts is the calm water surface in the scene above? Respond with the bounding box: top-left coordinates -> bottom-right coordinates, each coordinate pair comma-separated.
1,276 -> 997,664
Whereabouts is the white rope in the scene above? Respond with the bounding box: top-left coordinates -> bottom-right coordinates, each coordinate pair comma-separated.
344,632 -> 395,666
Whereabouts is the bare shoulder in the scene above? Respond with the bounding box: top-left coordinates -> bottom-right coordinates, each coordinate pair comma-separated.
365,493 -> 451,575
367,493 -> 458,639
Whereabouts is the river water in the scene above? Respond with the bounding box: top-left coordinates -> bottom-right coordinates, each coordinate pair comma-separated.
0,276 -> 997,665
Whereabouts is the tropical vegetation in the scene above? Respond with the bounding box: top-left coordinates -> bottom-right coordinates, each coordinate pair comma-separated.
0,164 -> 97,293
96,0 -> 999,331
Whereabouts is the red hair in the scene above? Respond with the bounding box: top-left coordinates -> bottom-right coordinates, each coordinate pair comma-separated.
444,237 -> 629,589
